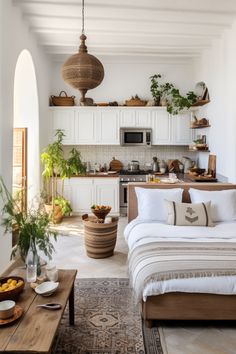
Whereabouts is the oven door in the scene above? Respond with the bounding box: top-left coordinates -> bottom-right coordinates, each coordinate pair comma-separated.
120,182 -> 128,215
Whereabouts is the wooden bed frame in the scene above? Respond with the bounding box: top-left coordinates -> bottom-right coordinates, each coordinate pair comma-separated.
128,182 -> 236,327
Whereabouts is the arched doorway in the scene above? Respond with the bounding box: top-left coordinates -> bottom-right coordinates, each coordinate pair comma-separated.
13,50 -> 39,207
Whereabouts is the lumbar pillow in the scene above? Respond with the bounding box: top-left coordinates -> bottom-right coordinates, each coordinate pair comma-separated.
135,187 -> 183,221
165,200 -> 213,226
189,188 -> 236,222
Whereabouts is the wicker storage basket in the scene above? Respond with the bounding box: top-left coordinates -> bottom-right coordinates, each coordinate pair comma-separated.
83,216 -> 118,259
125,98 -> 147,106
51,91 -> 75,106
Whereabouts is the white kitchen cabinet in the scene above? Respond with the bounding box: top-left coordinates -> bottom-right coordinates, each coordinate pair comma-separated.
74,109 -> 97,144
151,110 -> 171,144
120,109 -> 151,128
171,112 -> 194,145
94,178 -> 119,213
51,108 -> 75,144
97,110 -> 120,145
61,177 -> 119,215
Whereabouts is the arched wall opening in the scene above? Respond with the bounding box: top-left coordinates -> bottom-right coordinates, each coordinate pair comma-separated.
14,49 -> 39,205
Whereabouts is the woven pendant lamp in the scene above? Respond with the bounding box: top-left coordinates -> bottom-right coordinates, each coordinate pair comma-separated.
62,0 -> 104,103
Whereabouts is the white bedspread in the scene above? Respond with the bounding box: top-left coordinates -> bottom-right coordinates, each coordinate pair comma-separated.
124,219 -> 236,300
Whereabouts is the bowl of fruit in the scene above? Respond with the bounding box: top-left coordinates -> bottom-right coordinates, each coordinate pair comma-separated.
0,276 -> 25,301
91,205 -> 111,221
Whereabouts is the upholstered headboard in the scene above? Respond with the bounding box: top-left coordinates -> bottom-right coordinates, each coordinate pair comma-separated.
128,182 -> 236,222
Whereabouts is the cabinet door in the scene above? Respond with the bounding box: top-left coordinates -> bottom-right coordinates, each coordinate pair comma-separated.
120,110 -> 136,127
151,110 -> 171,145
51,108 -> 75,144
171,112 -> 194,145
68,178 -> 94,213
97,110 -> 120,145
75,110 -> 97,144
135,110 -> 151,127
94,178 -> 119,214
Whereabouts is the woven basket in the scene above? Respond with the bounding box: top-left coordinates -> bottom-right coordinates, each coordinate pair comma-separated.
125,98 -> 147,106
51,91 -> 75,106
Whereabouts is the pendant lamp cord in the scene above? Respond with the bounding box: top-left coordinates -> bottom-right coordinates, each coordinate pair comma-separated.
82,0 -> 85,34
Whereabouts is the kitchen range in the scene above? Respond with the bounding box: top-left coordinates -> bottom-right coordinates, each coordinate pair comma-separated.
120,169 -> 148,215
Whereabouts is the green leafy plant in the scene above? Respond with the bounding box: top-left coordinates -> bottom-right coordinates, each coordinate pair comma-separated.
0,176 -> 57,261
150,73 -> 198,114
150,74 -> 162,105
67,148 -> 86,178
54,196 -> 72,215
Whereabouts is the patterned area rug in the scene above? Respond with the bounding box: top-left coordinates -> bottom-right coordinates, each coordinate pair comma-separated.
52,278 -> 164,354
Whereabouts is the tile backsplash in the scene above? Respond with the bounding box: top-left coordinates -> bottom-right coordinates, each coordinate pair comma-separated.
63,145 -> 197,170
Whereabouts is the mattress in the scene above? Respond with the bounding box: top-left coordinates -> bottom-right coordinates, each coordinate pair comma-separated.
124,219 -> 236,301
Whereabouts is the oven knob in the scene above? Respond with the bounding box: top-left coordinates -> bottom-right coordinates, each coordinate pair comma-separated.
127,178 -> 130,181
132,178 -> 136,181
120,177 -> 123,181
139,178 -> 143,181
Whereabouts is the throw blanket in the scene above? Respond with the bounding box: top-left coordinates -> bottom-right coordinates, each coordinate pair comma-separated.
129,241 -> 236,301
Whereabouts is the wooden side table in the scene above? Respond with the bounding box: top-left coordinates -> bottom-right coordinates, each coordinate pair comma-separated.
83,216 -> 118,258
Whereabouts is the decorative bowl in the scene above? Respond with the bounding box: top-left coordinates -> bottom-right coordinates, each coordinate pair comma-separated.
91,206 -> 111,221
0,276 -> 25,301
0,300 -> 16,319
35,281 -> 59,296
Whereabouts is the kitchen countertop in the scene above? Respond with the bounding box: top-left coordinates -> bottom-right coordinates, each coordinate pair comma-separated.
71,172 -> 119,178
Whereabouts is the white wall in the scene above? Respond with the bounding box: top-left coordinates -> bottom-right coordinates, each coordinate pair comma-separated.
52,57 -> 195,104
0,0 -> 51,272
194,21 -> 236,182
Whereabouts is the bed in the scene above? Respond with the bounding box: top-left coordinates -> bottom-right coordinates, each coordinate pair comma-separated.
126,182 -> 236,327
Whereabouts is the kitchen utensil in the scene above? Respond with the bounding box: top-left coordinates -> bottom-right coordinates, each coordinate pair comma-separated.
109,157 -> 123,171
152,157 -> 159,172
182,156 -> 195,173
208,154 -> 216,178
0,305 -> 23,326
36,303 -> 62,310
128,160 -> 140,171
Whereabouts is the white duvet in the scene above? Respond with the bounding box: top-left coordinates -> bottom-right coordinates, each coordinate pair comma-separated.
124,219 -> 236,301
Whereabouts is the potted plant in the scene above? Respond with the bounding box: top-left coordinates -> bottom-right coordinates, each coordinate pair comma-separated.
150,74 -> 162,105
166,89 -> 197,115
41,130 -> 86,223
0,176 -> 57,264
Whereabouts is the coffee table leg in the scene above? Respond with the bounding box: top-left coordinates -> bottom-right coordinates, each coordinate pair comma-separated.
69,284 -> 75,326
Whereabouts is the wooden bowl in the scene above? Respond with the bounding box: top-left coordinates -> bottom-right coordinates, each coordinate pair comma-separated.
91,208 -> 111,221
0,276 -> 25,301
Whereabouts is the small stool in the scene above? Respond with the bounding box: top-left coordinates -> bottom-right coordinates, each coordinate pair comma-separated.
82,216 -> 118,259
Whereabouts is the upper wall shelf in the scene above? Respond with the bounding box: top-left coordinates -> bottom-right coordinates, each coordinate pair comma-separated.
191,100 -> 210,107
191,124 -> 211,129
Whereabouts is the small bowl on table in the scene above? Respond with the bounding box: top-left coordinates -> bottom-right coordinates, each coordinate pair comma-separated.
91,206 -> 111,222
0,300 -> 16,319
0,276 -> 25,301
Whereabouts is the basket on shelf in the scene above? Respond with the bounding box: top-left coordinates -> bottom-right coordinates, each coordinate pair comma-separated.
51,91 -> 75,106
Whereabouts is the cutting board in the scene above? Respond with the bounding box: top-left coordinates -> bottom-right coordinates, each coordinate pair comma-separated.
208,154 -> 216,178
109,157 -> 123,171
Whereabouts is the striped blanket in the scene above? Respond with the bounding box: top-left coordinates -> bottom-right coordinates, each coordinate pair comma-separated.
129,241 -> 236,301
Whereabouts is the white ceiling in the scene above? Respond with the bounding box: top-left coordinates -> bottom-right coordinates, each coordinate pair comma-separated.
13,0 -> 236,61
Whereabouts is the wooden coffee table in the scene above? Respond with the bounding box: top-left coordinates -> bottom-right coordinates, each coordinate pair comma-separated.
0,266 -> 77,353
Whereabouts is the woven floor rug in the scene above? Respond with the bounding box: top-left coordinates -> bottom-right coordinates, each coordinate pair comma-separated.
52,278 -> 164,354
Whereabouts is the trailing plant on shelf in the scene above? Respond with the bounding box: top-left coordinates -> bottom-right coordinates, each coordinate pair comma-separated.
150,73 -> 198,114
0,176 -> 57,263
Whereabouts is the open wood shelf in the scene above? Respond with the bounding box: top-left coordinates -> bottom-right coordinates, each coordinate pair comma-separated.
189,149 -> 210,152
191,100 -> 210,107
191,125 -> 211,129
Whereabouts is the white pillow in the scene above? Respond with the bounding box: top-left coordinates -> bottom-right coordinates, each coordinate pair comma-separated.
189,188 -> 236,222
135,187 -> 183,221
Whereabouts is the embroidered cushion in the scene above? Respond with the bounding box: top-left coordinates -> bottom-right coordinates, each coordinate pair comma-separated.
165,200 -> 213,226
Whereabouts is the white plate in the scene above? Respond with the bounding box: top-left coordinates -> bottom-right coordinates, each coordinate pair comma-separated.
160,178 -> 179,184
35,282 -> 59,296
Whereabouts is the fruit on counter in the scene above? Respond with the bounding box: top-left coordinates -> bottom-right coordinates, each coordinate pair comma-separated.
91,204 -> 111,211
0,279 -> 24,292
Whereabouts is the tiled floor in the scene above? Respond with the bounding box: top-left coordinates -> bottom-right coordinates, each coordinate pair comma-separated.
51,216 -> 236,354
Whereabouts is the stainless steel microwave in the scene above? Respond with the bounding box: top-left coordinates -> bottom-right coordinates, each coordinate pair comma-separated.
120,128 -> 152,146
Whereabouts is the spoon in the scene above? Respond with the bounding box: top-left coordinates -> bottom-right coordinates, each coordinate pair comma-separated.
36,303 -> 62,310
